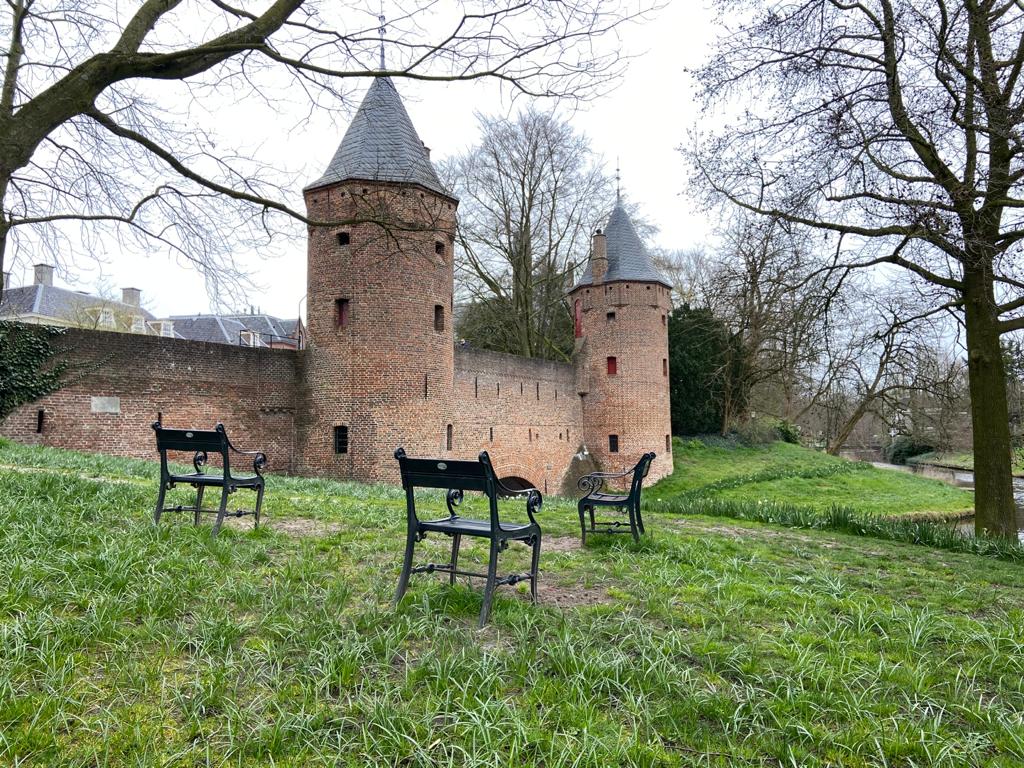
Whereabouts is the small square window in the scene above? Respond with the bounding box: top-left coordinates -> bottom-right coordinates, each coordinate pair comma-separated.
607,356 -> 618,375
335,298 -> 350,328
606,311 -> 616,321
337,232 -> 350,246
609,434 -> 619,453
435,240 -> 445,255
334,425 -> 349,454
434,304 -> 445,331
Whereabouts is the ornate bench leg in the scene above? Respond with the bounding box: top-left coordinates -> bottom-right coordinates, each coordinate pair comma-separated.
211,486 -> 229,537
629,504 -> 640,543
479,538 -> 500,627
449,534 -> 461,586
394,528 -> 417,605
578,503 -> 588,545
154,483 -> 167,525
254,484 -> 265,529
635,503 -> 646,536
530,535 -> 541,604
194,485 -> 205,526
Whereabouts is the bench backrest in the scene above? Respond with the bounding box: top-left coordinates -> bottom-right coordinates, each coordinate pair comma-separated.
628,452 -> 657,499
152,422 -> 230,476
394,447 -> 501,528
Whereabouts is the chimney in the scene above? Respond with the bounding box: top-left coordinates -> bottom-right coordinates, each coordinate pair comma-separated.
34,264 -> 53,287
121,287 -> 141,307
2,272 -> 10,291
590,229 -> 607,284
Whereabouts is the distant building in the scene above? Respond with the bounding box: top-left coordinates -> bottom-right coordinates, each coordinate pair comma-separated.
167,311 -> 304,350
0,264 -> 171,336
0,265 -> 304,349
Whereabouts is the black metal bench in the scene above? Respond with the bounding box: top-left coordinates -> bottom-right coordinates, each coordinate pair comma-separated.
577,452 -> 656,543
152,421 -> 267,536
393,447 -> 542,627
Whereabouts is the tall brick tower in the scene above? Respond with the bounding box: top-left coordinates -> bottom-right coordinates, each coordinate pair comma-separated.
297,77 -> 458,480
569,201 -> 674,482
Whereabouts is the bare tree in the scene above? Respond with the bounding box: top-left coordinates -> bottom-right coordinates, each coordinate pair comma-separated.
0,0 -> 647,306
651,246 -> 712,306
690,0 -> 1024,536
444,108 -> 613,360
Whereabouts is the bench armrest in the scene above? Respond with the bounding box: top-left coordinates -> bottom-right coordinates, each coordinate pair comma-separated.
222,428 -> 268,476
494,479 -> 543,527
577,469 -> 633,496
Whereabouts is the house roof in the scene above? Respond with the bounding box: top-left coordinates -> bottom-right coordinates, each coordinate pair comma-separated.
167,313 -> 302,347
573,202 -> 672,290
0,284 -> 157,322
305,77 -> 453,199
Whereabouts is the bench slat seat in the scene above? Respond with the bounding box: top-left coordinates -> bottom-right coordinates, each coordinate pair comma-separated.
577,452 -> 655,544
152,421 -> 267,536
393,447 -> 543,627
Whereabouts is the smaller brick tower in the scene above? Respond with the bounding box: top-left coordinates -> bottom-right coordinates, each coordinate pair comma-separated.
569,201 -> 673,481
298,76 -> 458,481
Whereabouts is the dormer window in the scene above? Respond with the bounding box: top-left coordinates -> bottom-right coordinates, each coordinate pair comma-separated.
240,330 -> 258,347
131,316 -> 146,334
98,308 -> 115,328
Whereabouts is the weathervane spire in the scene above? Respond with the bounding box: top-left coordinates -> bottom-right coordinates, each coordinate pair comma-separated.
378,5 -> 386,71
615,158 -> 621,202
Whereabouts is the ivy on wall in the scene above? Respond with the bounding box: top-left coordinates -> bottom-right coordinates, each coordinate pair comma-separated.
0,322 -> 69,421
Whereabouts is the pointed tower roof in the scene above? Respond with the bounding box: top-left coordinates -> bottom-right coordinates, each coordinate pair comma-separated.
305,77 -> 453,198
574,202 -> 671,289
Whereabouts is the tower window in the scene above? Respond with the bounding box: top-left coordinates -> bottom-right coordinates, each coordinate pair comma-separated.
337,232 -> 350,246
335,298 -> 350,328
609,434 -> 619,453
663,358 -> 668,376
435,240 -> 445,255
475,377 -> 479,398
536,382 -> 540,400
434,304 -> 445,331
607,356 -> 618,375
662,314 -> 667,326
606,311 -> 616,321
666,434 -> 671,451
574,299 -> 582,338
446,424 -> 453,451
334,425 -> 349,454
36,409 -> 45,434
490,426 -> 494,443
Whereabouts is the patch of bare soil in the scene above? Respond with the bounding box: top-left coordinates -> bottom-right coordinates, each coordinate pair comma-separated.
542,536 -> 581,553
270,517 -> 343,538
530,580 -> 615,607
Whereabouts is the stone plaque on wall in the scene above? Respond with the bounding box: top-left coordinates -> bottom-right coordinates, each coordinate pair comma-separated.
90,396 -> 121,414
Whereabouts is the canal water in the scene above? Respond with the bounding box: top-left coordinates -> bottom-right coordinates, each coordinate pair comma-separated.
862,458 -> 1024,541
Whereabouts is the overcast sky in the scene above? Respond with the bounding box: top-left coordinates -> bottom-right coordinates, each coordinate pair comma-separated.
6,2 -> 717,321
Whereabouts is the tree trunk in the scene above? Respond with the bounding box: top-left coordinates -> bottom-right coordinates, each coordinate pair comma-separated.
963,268 -> 1017,538
827,396 -> 875,455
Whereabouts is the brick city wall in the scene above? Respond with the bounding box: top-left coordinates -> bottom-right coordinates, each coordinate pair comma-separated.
0,327 -> 299,471
452,347 -> 584,495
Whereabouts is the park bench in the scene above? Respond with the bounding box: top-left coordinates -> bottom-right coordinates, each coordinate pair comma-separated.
151,421 -> 267,536
577,452 -> 656,544
393,447 -> 542,627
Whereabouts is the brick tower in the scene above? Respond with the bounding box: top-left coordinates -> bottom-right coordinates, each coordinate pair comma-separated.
297,77 -> 458,480
569,201 -> 673,482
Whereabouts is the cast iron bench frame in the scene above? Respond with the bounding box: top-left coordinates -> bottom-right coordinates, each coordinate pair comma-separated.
577,452 -> 656,544
393,447 -> 542,627
152,421 -> 267,536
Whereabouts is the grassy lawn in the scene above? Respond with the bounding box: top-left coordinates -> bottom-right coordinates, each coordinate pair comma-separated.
2,440 -> 1023,766
650,438 -> 974,517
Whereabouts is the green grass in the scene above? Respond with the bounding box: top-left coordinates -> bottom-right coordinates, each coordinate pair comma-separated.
649,438 -> 974,517
2,441 -> 1024,766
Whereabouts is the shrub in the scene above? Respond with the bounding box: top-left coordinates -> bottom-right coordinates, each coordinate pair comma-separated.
733,417 -> 780,446
883,435 -> 935,465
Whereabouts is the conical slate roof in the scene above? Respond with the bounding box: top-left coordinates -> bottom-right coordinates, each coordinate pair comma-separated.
305,77 -> 452,198
574,202 -> 671,289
